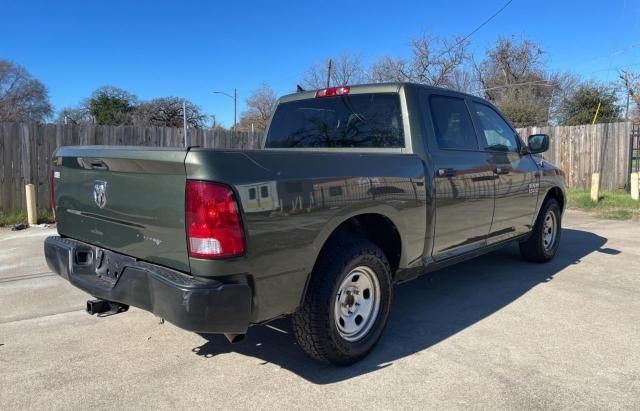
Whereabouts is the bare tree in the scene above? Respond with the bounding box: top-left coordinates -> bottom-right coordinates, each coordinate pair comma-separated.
617,70 -> 640,120
55,106 -> 93,124
408,33 -> 469,87
449,68 -> 478,94
631,73 -> 640,120
301,52 -> 367,89
0,59 -> 52,122
133,97 -> 207,128
475,37 -> 561,127
547,71 -> 581,124
209,114 -> 228,131
369,33 -> 471,89
299,32 -> 470,90
369,56 -> 411,83
237,83 -> 277,131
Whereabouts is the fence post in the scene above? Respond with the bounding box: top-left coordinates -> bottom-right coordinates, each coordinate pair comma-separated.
590,173 -> 600,203
631,172 -> 639,201
26,184 -> 37,224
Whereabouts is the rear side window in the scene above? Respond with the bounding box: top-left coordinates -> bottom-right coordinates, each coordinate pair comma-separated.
429,95 -> 478,150
265,93 -> 404,148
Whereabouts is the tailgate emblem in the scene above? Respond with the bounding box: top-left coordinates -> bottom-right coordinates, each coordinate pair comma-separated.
93,181 -> 108,208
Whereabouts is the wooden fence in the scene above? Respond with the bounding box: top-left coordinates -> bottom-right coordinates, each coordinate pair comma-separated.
0,123 -> 262,213
0,121 -> 634,213
516,122 -> 633,192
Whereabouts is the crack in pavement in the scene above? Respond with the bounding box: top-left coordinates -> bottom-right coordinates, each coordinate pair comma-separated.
0,308 -> 84,325
0,271 -> 55,284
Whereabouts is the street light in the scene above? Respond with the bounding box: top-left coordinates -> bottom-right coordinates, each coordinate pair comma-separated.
212,88 -> 237,132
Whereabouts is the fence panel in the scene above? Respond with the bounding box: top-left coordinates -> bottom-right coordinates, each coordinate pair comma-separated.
0,124 -> 262,212
515,122 -> 632,191
0,121 -> 634,212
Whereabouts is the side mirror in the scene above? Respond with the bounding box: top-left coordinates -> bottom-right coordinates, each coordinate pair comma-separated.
527,134 -> 549,154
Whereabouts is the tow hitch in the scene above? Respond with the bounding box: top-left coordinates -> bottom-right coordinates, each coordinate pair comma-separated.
86,299 -> 129,316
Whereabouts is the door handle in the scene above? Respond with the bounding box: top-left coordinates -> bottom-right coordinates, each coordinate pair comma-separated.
494,166 -> 511,175
437,168 -> 457,177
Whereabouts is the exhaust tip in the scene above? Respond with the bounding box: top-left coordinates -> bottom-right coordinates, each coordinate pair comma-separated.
224,333 -> 245,344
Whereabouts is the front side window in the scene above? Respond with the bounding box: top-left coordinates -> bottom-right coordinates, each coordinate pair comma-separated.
429,95 -> 478,150
473,103 -> 519,152
265,93 -> 404,148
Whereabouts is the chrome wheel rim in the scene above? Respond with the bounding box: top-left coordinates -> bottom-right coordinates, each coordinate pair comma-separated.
542,210 -> 557,251
334,266 -> 381,342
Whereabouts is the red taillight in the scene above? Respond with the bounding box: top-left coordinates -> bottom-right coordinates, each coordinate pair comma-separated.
49,169 -> 56,220
315,86 -> 350,98
185,180 -> 245,259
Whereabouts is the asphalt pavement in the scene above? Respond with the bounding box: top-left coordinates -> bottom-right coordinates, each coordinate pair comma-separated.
1,210 -> 638,410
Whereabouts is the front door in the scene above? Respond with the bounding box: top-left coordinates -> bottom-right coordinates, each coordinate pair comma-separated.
423,93 -> 496,260
470,101 -> 540,244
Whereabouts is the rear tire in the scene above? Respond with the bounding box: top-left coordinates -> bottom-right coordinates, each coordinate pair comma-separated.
520,197 -> 561,263
292,237 -> 393,365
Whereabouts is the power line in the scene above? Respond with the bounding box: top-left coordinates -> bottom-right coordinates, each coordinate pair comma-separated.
586,61 -> 640,76
271,0 -> 515,90
454,0 -> 514,48
474,79 -> 555,93
569,42 -> 640,71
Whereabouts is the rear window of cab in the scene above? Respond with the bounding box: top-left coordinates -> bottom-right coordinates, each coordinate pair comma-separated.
265,93 -> 404,148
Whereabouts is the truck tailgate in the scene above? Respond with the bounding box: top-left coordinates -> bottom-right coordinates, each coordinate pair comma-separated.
52,146 -> 190,273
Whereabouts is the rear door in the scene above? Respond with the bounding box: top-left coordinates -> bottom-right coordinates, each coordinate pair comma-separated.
421,92 -> 496,260
53,146 -> 190,272
470,101 -> 540,244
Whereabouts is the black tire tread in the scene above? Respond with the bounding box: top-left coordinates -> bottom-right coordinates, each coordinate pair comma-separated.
292,236 -> 392,365
520,197 -> 561,263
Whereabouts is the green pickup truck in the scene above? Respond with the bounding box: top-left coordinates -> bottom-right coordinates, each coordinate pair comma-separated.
45,83 -> 565,365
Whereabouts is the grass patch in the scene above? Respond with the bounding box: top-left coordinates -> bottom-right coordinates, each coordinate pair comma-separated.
566,190 -> 640,220
0,209 -> 55,227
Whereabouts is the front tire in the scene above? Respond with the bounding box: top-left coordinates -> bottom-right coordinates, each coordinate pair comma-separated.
292,237 -> 393,365
520,197 -> 562,263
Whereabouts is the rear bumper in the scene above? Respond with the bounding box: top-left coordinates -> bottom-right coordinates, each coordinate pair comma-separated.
44,236 -> 252,334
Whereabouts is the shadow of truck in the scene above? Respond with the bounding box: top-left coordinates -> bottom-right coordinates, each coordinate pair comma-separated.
193,228 -> 611,384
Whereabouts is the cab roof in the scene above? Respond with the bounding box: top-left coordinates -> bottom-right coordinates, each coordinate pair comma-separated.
278,82 -> 479,103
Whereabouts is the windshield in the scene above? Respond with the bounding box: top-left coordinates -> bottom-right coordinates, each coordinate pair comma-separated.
265,93 -> 404,148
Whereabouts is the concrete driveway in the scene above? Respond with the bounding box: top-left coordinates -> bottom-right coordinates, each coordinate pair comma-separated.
1,210 -> 639,410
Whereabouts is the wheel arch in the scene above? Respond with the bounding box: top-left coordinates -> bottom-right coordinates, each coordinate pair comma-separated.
544,186 -> 565,213
299,211 -> 403,306
318,213 -> 403,274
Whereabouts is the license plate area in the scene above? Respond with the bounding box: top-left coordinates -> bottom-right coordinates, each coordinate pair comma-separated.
72,246 -> 134,286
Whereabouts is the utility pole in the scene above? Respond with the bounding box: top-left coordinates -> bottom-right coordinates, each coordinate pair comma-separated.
621,70 -> 630,121
326,59 -> 333,88
213,89 -> 238,133
183,99 -> 188,147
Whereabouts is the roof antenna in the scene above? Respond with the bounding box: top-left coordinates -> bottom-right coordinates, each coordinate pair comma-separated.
296,84 -> 305,93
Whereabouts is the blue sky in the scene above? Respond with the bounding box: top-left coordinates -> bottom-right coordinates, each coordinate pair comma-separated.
2,0 -> 639,126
